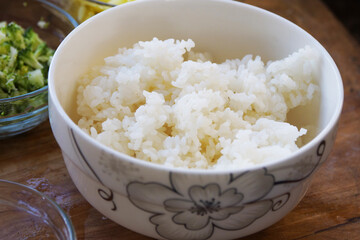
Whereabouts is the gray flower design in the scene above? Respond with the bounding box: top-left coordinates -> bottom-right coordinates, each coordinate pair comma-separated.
127,169 -> 274,240
165,184 -> 244,230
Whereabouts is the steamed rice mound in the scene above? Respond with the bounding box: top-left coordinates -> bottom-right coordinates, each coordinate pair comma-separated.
77,38 -> 319,170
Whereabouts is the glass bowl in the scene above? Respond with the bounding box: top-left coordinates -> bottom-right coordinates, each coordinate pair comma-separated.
0,179 -> 76,240
0,87 -> 48,139
0,0 -> 78,139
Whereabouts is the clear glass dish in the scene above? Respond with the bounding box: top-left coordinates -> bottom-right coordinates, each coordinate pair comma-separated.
0,0 -> 78,139
0,179 -> 76,240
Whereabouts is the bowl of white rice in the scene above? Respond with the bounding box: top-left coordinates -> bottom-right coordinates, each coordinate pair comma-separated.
48,0 -> 343,239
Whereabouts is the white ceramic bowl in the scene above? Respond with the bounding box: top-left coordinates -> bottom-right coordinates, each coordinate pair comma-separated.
48,0 -> 343,239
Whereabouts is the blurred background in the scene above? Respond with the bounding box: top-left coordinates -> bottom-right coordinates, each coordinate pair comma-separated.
323,0 -> 360,42
54,0 -> 359,43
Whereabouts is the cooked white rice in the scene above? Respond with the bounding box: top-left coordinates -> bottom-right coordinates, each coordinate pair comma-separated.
77,38 -> 319,170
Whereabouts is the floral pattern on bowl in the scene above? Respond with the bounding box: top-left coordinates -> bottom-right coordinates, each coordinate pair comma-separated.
67,123 -> 327,239
127,170 -> 275,239
124,141 -> 325,240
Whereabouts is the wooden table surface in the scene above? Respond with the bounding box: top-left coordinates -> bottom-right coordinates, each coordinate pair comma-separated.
1,0 -> 359,239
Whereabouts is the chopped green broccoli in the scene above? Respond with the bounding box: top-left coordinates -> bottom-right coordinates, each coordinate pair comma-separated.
27,69 -> 44,90
0,24 -> 7,44
0,42 -> 11,54
6,22 -> 26,49
5,75 -> 16,92
0,21 -> 54,117
24,27 -> 42,51
8,46 -> 18,70
19,47 -> 43,69
0,46 -> 17,75
36,43 -> 54,62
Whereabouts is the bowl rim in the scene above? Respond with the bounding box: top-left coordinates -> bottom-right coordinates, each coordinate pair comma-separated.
35,0 -> 79,28
0,179 -> 77,240
0,86 -> 48,103
85,0 -> 117,7
49,0 -> 344,174
0,105 -> 48,122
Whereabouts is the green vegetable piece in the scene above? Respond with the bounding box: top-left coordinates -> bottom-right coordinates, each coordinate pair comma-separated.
6,22 -> 26,49
34,42 -> 47,59
0,21 -> 53,116
19,47 -> 43,69
0,22 -> 7,44
0,31 -> 6,45
8,46 -> 18,71
0,42 -> 11,55
24,27 -> 43,51
18,64 -> 29,75
0,55 -> 10,73
5,75 -> 16,92
37,45 -> 54,63
27,69 -> 44,90
0,47 -> 17,76
14,74 -> 27,90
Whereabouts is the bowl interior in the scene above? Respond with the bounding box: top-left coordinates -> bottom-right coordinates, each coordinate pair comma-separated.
50,0 -> 343,149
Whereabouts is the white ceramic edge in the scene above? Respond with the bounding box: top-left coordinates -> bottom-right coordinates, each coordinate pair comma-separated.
48,0 -> 344,175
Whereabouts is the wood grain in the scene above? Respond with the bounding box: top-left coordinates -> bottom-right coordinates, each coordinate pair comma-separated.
1,0 -> 359,239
